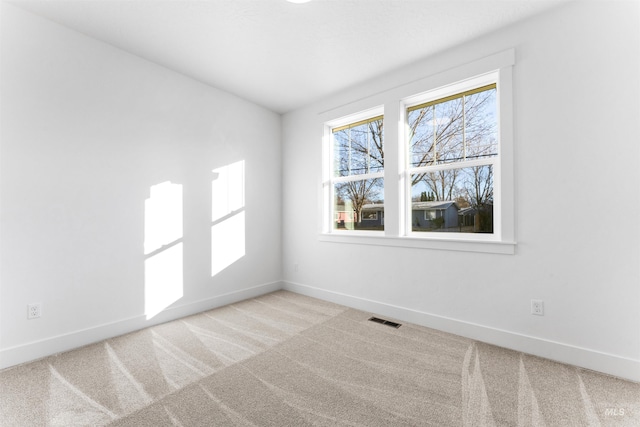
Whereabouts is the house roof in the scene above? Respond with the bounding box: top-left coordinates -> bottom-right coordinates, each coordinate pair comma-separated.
362,203 -> 385,210
360,201 -> 458,211
459,203 -> 494,215
411,201 -> 458,210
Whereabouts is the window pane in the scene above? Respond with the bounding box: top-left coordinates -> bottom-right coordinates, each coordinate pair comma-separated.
410,165 -> 493,233
366,119 -> 384,173
408,106 -> 434,167
434,97 -> 464,164
334,178 -> 384,231
333,118 -> 384,177
333,129 -> 351,177
465,88 -> 498,160
350,123 -> 369,175
408,86 -> 497,166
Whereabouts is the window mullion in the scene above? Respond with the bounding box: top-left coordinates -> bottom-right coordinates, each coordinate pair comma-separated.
348,127 -> 352,176
432,105 -> 437,165
463,94 -> 467,162
382,101 -> 399,236
367,125 -> 371,174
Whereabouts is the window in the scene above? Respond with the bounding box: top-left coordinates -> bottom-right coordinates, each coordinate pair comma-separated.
362,211 -> 378,221
321,49 -> 515,254
406,82 -> 497,235
326,111 -> 385,232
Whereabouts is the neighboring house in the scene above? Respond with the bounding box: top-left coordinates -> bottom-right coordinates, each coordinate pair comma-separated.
361,203 -> 384,228
458,204 -> 494,233
334,208 -> 354,228
335,204 -> 384,229
337,201 -> 491,232
411,201 -> 459,230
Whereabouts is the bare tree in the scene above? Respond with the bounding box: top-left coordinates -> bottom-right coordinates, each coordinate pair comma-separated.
461,165 -> 494,232
409,88 -> 497,206
408,97 -> 465,180
463,165 -> 493,209
367,119 -> 384,171
334,118 -> 384,176
420,169 -> 460,201
336,178 -> 382,225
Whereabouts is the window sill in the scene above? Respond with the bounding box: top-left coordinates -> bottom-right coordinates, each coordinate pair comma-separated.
318,232 -> 516,255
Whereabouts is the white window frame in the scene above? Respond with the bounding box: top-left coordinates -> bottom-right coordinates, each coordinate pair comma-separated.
322,106 -> 385,236
403,72 -> 500,241
320,49 -> 515,254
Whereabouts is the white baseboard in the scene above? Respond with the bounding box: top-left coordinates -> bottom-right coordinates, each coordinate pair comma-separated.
0,281 -> 283,370
282,281 -> 640,383
4,279 -> 638,383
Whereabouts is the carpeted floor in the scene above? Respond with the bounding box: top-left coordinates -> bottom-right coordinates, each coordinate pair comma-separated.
0,290 -> 638,426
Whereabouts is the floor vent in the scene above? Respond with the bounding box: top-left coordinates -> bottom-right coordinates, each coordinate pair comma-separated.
368,317 -> 401,328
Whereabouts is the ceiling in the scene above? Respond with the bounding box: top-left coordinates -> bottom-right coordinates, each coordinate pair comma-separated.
9,0 -> 571,113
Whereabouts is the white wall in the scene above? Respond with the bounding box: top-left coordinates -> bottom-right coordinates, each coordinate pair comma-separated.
2,0 -> 638,382
282,1 -> 640,381
0,4 -> 282,367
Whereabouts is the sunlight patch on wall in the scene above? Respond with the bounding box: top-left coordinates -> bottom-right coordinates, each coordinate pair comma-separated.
144,182 -> 183,255
144,181 -> 183,319
211,160 -> 246,276
211,211 -> 245,277
144,243 -> 183,319
212,160 -> 245,221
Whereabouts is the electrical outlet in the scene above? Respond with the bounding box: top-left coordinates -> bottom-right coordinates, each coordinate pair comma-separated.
27,303 -> 42,319
531,299 -> 544,316
294,263 -> 299,272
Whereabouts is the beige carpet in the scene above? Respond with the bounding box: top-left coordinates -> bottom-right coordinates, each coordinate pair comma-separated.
1,291 -> 638,426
